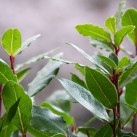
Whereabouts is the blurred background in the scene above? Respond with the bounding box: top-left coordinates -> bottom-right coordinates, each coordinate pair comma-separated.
0,0 -> 137,130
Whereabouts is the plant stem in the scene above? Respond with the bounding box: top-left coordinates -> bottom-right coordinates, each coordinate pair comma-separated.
132,114 -> 136,133
112,108 -> 116,137
10,55 -> 15,74
0,84 -> 2,117
22,132 -> 26,137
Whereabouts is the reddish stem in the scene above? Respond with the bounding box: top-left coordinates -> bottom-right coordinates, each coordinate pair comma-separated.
10,55 -> 15,74
22,132 -> 26,137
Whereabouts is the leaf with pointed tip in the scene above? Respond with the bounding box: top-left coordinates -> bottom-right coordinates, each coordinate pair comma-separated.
122,8 -> 137,45
109,53 -> 118,66
16,68 -> 31,83
0,99 -> 20,131
117,129 -> 137,137
124,103 -> 137,113
16,34 -> 41,55
75,64 -> 85,75
114,0 -> 126,27
0,59 -> 17,84
76,24 -> 111,42
90,38 -> 114,52
105,17 -> 116,34
58,78 -> 109,121
119,62 -> 137,88
85,67 -> 118,109
28,54 -> 63,97
1,28 -> 21,55
30,105 -> 68,135
40,102 -> 73,125
94,123 -> 113,137
2,81 -> 32,133
71,73 -> 87,89
118,56 -> 130,69
125,78 -> 137,105
15,49 -> 59,71
114,25 -> 135,46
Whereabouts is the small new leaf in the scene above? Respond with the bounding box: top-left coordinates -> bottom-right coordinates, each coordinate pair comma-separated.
114,25 -> 135,46
1,28 -> 21,56
105,17 -> 116,34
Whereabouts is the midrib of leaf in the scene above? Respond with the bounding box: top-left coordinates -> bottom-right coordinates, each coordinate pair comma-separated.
10,30 -> 14,55
81,28 -> 110,41
0,71 -> 8,82
102,126 -> 111,137
120,64 -> 137,87
88,70 -> 113,108
33,112 -> 67,135
12,84 -> 25,133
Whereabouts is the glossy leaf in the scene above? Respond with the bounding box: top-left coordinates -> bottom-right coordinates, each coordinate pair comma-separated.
16,34 -> 41,55
78,127 -> 96,137
124,103 -> 137,113
71,73 -> 87,89
0,59 -> 17,84
117,129 -> 137,137
118,56 -> 130,69
85,67 -> 118,109
125,78 -> 137,105
115,0 -> 126,27
28,54 -> 63,97
109,53 -> 118,66
30,105 -> 68,135
75,64 -> 85,75
0,99 -> 20,131
90,38 -> 114,52
94,123 -> 113,137
2,81 -> 32,133
76,24 -> 111,42
105,17 -> 116,34
122,8 -> 137,45
97,54 -> 117,69
15,49 -> 58,71
119,62 -> 137,88
114,25 -> 135,46
58,78 -> 109,121
40,102 -> 73,125
16,68 -> 31,83
1,28 -> 21,55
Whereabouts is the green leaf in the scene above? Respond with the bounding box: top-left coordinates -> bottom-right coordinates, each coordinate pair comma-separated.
118,56 -> 130,69
2,81 -> 32,133
115,0 -> 126,27
85,67 -> 118,109
90,38 -> 114,52
94,123 -> 113,137
1,28 -> 21,55
75,64 -> 85,75
0,59 -> 17,84
0,124 -> 16,137
124,103 -> 137,113
16,34 -> 41,55
0,99 -> 20,131
117,129 -> 137,137
16,68 -> 31,83
114,25 -> 135,46
28,54 -> 63,97
97,54 -> 117,69
40,102 -> 73,126
122,8 -> 137,45
76,24 -> 111,42
119,62 -> 137,88
58,78 -> 109,121
109,53 -> 118,66
125,78 -> 137,105
67,43 -> 108,73
46,89 -> 76,112
30,105 -> 68,135
78,127 -> 96,137
71,73 -> 87,89
105,17 -> 116,34
15,49 -> 58,71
